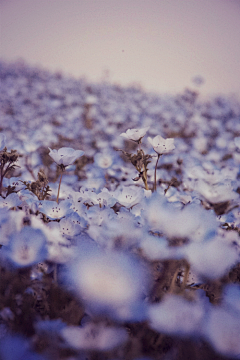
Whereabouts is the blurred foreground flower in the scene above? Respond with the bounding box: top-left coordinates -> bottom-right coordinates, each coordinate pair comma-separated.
3,227 -> 48,267
61,322 -> 128,351
148,294 -> 206,337
63,241 -> 150,321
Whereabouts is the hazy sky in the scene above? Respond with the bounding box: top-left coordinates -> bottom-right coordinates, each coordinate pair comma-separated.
1,0 -> 240,97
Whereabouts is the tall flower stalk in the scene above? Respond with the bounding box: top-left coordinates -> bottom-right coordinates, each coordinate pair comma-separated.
148,135 -> 175,192
48,147 -> 84,203
153,154 -> 161,192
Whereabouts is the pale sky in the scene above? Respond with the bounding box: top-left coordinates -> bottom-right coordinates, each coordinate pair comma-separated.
1,0 -> 240,97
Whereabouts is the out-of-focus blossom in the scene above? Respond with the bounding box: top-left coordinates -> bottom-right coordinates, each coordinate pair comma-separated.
0,334 -> 46,360
120,127 -> 149,142
3,227 -> 48,267
196,179 -> 239,203
48,147 -> 84,167
94,150 -> 114,169
61,322 -> 128,351
139,233 -> 180,261
148,135 -> 175,154
41,222 -> 76,264
148,295 -> 206,337
0,193 -> 22,209
64,241 -> 150,320
183,237 -> 239,280
146,195 -> 218,241
202,304 -> 240,358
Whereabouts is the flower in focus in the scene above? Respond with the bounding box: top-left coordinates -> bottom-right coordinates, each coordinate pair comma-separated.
120,127 -> 149,143
148,135 -> 175,154
38,199 -> 72,220
0,133 -> 6,151
48,147 -> 84,168
113,185 -> 144,208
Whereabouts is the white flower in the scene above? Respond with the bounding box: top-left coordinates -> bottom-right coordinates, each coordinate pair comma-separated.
113,185 -> 144,208
148,135 -> 175,154
0,193 -> 22,209
0,133 -> 6,151
202,305 -> 240,358
38,199 -> 72,220
61,323 -> 128,351
184,237 -> 239,280
148,295 -> 205,337
120,127 -> 149,142
48,147 -> 84,167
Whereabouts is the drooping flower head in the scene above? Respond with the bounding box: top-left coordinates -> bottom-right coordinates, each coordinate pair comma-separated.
148,135 -> 175,155
120,127 -> 149,143
48,147 -> 84,168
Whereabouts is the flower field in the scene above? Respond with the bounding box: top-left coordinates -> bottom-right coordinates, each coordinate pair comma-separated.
0,60 -> 240,360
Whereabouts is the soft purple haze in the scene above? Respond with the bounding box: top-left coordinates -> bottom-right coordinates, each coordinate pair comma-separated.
1,0 -> 240,97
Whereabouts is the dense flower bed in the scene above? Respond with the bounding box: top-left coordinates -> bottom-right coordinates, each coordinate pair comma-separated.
0,60 -> 240,360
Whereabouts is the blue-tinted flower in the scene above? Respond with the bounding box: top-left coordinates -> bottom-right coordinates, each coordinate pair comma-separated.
38,199 -> 72,220
0,193 -> 22,209
63,242 -> 150,320
61,322 -> 128,351
4,227 -> 48,267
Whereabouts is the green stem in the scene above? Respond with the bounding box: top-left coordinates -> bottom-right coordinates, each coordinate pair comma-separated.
56,172 -> 63,204
153,154 -> 161,192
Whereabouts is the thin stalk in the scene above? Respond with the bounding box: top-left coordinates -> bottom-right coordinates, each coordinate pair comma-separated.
153,154 -> 161,192
56,171 -> 63,204
142,169 -> 149,190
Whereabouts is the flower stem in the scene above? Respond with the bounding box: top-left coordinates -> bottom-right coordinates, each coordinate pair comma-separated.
142,170 -> 149,190
56,171 -> 63,204
153,154 -> 161,192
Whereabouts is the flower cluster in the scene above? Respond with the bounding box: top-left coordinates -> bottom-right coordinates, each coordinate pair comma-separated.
0,61 -> 240,360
